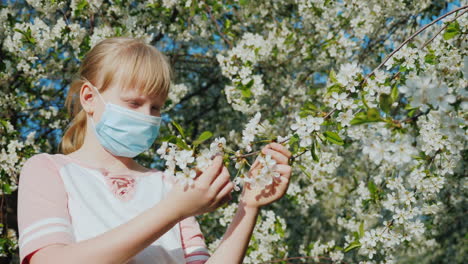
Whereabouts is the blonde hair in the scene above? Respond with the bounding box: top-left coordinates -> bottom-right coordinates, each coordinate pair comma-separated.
59,37 -> 173,154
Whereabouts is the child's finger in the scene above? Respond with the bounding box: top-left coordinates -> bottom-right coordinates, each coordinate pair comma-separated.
214,180 -> 234,206
210,166 -> 231,194
198,155 -> 223,185
267,142 -> 292,158
262,148 -> 289,165
275,164 -> 292,179
246,158 -> 261,179
276,176 -> 291,193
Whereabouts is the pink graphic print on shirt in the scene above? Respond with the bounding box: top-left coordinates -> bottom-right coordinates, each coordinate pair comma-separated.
103,174 -> 137,202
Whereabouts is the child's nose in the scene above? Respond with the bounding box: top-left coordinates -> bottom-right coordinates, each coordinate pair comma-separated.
140,106 -> 152,116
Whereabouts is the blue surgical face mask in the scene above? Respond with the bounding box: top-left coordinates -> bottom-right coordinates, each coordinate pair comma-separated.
88,82 -> 162,158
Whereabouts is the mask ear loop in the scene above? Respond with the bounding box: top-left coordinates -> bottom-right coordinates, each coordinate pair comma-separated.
84,80 -> 106,130
87,81 -> 106,106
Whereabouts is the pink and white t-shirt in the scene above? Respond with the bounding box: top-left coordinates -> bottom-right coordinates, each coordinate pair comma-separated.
17,153 -> 210,264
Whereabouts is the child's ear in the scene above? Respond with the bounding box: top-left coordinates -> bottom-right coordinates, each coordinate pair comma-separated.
80,83 -> 96,114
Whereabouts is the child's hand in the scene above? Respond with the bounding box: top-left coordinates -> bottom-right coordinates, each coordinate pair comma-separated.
165,155 -> 234,220
240,142 -> 292,209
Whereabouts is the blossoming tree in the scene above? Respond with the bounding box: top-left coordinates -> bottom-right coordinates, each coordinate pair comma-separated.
1,0 -> 467,263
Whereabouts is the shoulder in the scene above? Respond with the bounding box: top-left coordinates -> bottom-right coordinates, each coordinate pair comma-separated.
21,153 -> 54,170
22,153 -> 86,172
19,153 -> 64,183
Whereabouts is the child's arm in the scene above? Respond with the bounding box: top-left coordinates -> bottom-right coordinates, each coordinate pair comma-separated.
26,155 -> 233,264
29,197 -> 182,264
206,143 -> 292,264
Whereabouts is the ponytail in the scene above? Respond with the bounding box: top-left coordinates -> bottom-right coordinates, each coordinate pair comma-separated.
59,79 -> 87,154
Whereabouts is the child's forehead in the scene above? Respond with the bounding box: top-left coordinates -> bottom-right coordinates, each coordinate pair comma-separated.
106,71 -> 168,102
116,84 -> 166,102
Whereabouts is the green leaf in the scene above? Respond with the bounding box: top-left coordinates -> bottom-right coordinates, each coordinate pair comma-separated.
367,108 -> 381,121
289,134 -> 299,146
391,85 -> 399,102
18,99 -> 27,108
350,108 -> 383,125
245,79 -> 255,89
159,134 -> 177,143
239,0 -> 248,6
284,33 -> 295,45
241,88 -> 252,98
298,164 -> 312,178
225,18 -> 231,29
176,137 -> 190,150
193,131 -> 213,146
299,101 -> 318,117
288,133 -> 300,153
325,83 -> 342,96
190,0 -> 196,16
368,180 -> 377,195
275,222 -> 285,236
77,0 -> 88,10
2,183 -> 11,194
443,21 -> 460,40
359,222 -> 365,238
399,65 -> 408,72
361,92 -> 371,109
74,0 -> 88,16
171,120 -> 185,138
323,131 -> 344,145
0,118 -> 8,129
344,241 -> 361,252
353,231 -> 360,240
329,69 -> 337,83
379,94 -> 392,114
14,28 -> 36,44
424,52 -> 437,65
311,140 -> 319,162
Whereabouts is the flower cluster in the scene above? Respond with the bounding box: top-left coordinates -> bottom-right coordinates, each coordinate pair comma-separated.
243,154 -> 280,190
157,141 -> 197,186
290,115 -> 324,147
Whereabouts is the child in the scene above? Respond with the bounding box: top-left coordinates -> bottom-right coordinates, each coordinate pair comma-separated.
17,37 -> 292,264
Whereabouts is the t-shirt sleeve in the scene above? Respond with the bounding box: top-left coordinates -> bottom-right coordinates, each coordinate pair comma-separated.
17,153 -> 75,264
179,216 -> 210,263
162,170 -> 210,263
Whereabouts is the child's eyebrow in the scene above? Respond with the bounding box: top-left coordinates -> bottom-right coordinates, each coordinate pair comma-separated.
120,94 -> 163,106
119,92 -> 145,100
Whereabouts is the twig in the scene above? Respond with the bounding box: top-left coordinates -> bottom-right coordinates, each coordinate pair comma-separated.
291,149 -> 308,160
322,5 -> 468,120
229,137 -> 290,161
401,109 -> 429,123
204,4 -> 233,49
365,5 -> 468,81
421,9 -> 467,48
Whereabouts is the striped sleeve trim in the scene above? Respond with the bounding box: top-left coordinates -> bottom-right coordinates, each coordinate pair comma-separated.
185,246 -> 210,263
185,246 -> 210,255
21,217 -> 71,238
19,217 -> 72,249
19,230 -> 74,264
186,254 -> 210,263
20,226 -> 73,249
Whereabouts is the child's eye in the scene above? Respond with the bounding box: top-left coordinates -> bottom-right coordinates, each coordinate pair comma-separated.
129,101 -> 140,107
